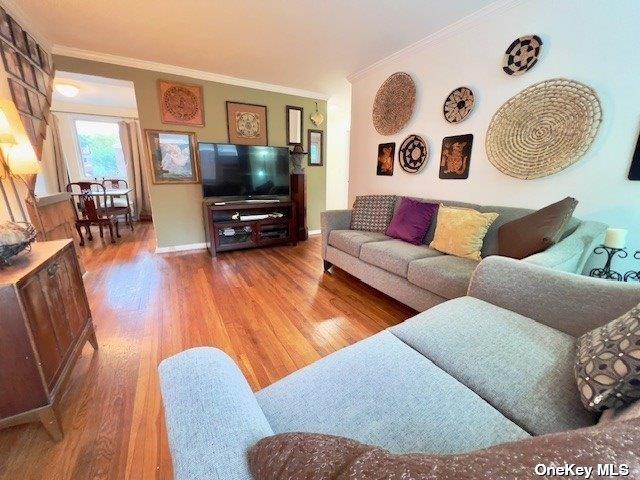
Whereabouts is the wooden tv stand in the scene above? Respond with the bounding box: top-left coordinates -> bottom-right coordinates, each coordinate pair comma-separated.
203,200 -> 298,256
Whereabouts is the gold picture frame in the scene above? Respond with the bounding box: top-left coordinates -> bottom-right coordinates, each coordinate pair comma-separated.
145,129 -> 201,184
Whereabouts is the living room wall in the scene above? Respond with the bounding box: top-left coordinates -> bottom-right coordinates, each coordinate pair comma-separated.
348,0 -> 640,272
53,55 -> 327,249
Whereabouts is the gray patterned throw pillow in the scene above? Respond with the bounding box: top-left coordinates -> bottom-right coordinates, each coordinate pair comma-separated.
575,303 -> 640,412
350,195 -> 397,233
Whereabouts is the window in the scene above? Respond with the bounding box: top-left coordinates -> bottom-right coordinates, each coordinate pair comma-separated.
74,120 -> 126,180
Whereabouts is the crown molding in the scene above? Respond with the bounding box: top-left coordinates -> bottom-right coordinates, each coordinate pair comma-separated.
1,0 -> 52,48
347,0 -> 527,83
52,45 -> 330,100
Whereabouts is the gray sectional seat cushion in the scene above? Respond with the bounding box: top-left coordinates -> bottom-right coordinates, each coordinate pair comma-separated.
359,240 -> 441,277
390,297 -> 598,435
407,255 -> 479,299
327,230 -> 390,257
256,331 -> 529,454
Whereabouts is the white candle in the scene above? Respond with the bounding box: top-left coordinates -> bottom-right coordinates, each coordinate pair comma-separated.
603,228 -> 627,249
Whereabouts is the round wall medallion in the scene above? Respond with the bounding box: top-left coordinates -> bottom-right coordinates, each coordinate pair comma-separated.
486,78 -> 602,180
398,134 -> 429,173
443,87 -> 475,123
503,34 -> 543,76
162,85 -> 201,121
372,72 -> 416,136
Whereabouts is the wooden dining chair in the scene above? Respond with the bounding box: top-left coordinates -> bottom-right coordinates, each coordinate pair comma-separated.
101,178 -> 134,231
66,182 -> 120,245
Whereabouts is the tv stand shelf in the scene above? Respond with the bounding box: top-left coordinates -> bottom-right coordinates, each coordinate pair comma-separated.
203,200 -> 297,256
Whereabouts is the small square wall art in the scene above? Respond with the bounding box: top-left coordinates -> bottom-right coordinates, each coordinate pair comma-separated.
376,142 -> 395,176
439,134 -> 473,179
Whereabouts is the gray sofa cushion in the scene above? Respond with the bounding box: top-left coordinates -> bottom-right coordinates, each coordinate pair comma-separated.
359,240 -> 441,277
328,230 -> 390,257
256,331 -> 529,455
390,297 -> 598,435
407,255 -> 478,299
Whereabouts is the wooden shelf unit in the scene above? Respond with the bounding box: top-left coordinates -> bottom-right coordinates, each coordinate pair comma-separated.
203,200 -> 298,256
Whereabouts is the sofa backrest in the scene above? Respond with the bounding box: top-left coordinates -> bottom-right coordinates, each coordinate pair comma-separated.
390,196 -> 581,257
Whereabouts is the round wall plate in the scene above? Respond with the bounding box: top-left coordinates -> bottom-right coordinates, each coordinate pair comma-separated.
503,34 -> 543,76
443,87 -> 475,123
398,134 -> 429,173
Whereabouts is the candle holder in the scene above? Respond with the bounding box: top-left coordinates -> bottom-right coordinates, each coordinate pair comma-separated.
589,246 -> 627,281
624,251 -> 640,283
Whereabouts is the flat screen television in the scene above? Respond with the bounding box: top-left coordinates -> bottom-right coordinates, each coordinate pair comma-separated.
199,143 -> 290,200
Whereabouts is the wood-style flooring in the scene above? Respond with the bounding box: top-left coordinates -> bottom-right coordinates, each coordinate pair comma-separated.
0,222 -> 415,479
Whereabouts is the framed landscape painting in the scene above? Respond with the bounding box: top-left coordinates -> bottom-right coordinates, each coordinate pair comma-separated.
226,101 -> 268,146
145,130 -> 200,184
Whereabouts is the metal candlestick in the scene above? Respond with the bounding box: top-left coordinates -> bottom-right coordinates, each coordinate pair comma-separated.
589,246 -> 627,281
624,251 -> 640,282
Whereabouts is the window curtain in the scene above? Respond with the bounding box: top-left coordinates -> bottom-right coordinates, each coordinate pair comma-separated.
119,120 -> 152,219
51,114 -> 70,192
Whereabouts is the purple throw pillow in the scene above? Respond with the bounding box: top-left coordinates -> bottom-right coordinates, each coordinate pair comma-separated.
386,198 -> 438,245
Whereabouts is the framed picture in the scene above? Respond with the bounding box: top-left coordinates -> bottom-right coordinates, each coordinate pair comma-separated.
1,41 -> 21,78
8,17 -> 27,55
24,33 -> 40,65
145,130 -> 200,184
35,67 -> 47,93
439,134 -> 473,179
286,106 -> 303,145
376,142 -> 395,176
37,45 -> 51,73
628,130 -> 640,180
0,8 -> 12,42
19,56 -> 36,87
308,129 -> 323,166
27,89 -> 41,118
8,78 -> 30,114
158,80 -> 204,126
226,101 -> 268,146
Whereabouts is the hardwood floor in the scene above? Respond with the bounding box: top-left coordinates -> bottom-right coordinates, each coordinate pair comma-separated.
0,222 -> 415,479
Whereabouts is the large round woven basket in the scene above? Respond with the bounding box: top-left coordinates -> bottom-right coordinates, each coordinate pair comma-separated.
485,78 -> 602,179
372,72 -> 416,136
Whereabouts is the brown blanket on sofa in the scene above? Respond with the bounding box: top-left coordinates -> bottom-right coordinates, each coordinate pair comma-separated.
249,418 -> 640,479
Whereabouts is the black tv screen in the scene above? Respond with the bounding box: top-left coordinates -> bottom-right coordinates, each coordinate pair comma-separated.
199,143 -> 290,199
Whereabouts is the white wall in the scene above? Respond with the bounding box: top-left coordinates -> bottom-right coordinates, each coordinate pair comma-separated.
348,0 -> 640,272
326,80 -> 351,210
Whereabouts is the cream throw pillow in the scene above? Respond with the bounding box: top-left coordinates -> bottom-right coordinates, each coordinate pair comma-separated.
429,206 -> 498,260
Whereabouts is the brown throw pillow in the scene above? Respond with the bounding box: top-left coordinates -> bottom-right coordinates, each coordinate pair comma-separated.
249,419 -> 640,480
350,195 -> 397,233
575,303 -> 640,412
497,197 -> 578,259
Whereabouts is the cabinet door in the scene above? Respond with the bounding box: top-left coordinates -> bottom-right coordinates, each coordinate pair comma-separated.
55,247 -> 90,337
19,273 -> 63,386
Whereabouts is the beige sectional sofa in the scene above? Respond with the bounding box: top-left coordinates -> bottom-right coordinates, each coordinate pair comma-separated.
321,196 -> 607,311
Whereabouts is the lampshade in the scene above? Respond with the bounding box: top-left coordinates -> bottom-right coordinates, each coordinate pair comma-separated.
7,142 -> 40,175
0,109 -> 16,145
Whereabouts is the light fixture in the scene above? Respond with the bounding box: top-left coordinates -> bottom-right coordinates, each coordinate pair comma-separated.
0,108 -> 16,146
7,142 -> 40,175
54,83 -> 80,98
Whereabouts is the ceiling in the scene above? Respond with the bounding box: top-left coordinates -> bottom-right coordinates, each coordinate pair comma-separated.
15,0 -> 496,96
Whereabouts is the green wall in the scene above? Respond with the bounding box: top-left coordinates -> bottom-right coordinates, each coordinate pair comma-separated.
54,55 -> 327,248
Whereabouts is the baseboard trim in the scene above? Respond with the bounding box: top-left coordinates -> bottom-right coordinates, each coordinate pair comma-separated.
308,229 -> 321,236
155,242 -> 207,254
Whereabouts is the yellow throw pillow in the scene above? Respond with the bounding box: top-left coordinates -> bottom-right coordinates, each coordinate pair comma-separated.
430,205 -> 499,260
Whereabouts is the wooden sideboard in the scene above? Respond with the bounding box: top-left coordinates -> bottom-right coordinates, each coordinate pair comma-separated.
0,239 -> 97,440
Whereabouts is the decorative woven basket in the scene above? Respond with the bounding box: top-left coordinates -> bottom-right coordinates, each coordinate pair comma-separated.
372,72 -> 416,136
485,78 -> 602,179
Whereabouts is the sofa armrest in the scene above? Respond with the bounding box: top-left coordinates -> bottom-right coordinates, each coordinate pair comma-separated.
159,347 -> 273,480
522,221 -> 607,273
468,256 -> 640,337
320,209 -> 352,258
